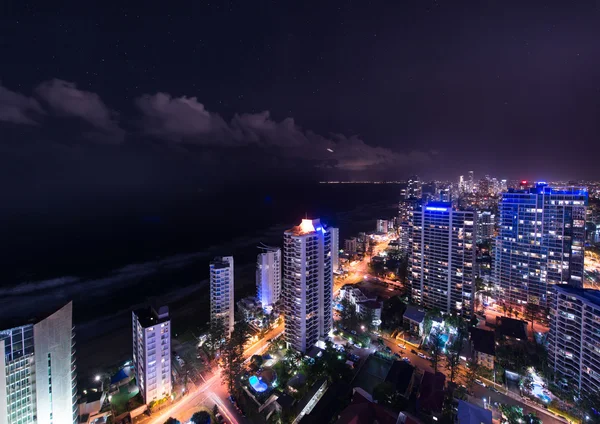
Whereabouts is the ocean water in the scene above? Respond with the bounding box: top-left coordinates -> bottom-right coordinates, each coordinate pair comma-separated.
0,183 -> 401,332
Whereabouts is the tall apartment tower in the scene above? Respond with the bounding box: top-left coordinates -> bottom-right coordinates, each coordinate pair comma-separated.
0,302 -> 77,424
477,211 -> 495,242
330,227 -> 340,272
494,184 -> 588,309
549,286 -> 600,395
283,219 -> 333,353
132,306 -> 171,404
210,256 -> 235,335
406,175 -> 422,200
256,245 -> 282,312
409,203 -> 477,315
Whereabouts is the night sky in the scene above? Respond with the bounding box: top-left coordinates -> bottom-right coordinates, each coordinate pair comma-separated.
1,0 -> 600,212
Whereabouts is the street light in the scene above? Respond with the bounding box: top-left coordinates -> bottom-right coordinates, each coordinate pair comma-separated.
95,375 -> 101,382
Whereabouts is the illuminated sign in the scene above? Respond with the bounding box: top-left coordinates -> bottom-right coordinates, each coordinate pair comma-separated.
426,207 -> 448,212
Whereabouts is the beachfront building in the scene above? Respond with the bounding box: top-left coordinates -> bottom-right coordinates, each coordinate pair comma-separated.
210,256 -> 235,335
0,302 -> 78,424
283,218 -> 334,353
494,184 -> 588,309
256,245 -> 282,312
549,286 -> 600,395
132,305 -> 172,404
330,227 -> 340,272
409,202 -> 477,315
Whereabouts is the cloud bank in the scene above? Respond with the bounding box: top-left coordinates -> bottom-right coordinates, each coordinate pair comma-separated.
1,79 -> 431,172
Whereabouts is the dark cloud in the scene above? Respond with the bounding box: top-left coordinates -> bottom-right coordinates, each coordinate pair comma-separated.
35,79 -> 125,143
0,82 -> 44,125
135,92 -> 432,171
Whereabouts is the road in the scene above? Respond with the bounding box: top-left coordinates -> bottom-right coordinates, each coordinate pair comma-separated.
379,335 -> 566,424
145,323 -> 285,424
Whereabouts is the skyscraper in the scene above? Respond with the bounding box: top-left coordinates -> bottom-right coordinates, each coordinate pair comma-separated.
477,211 -> 495,242
549,286 -> 600,396
283,219 -> 333,352
0,302 -> 77,424
468,171 -> 474,193
330,227 -> 340,272
409,203 -> 477,315
132,306 -> 172,404
406,175 -> 422,200
494,184 -> 588,309
256,245 -> 282,312
210,256 -> 235,335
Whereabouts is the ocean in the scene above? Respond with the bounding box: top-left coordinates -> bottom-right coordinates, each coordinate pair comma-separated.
0,182 -> 401,377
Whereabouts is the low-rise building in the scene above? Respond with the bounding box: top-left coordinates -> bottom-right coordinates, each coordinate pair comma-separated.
356,300 -> 383,327
456,400 -> 492,424
237,296 -> 262,322
469,328 -> 495,369
495,317 -> 527,342
403,305 -> 426,337
384,360 -> 416,399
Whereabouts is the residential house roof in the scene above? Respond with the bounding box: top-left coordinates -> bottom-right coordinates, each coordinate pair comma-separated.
403,305 -> 426,323
469,328 -> 496,356
457,400 -> 492,424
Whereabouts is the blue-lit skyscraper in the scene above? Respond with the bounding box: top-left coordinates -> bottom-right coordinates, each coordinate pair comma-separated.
409,202 -> 477,315
494,184 -> 588,309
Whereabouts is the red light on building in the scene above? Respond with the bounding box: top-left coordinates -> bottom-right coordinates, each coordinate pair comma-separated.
521,180 -> 527,185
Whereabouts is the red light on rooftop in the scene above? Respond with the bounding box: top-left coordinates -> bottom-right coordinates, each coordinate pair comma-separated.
521,180 -> 527,185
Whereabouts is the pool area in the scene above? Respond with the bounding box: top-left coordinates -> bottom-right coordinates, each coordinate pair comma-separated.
249,375 -> 268,393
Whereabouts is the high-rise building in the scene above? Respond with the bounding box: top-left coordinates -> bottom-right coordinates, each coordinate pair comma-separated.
477,211 -> 495,242
399,221 -> 411,253
0,302 -> 77,424
494,184 -> 588,309
409,202 -> 477,315
468,171 -> 474,193
459,175 -> 465,193
132,306 -> 171,404
210,256 -> 235,335
256,245 -> 282,312
283,219 -> 333,352
549,286 -> 600,395
406,175 -> 422,200
376,219 -> 389,233
330,227 -> 340,272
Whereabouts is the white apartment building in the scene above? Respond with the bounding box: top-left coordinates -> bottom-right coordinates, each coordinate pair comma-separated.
283,219 -> 333,353
256,245 -> 282,312
0,302 -> 77,424
549,286 -> 600,395
376,219 -> 389,234
409,203 -> 477,315
132,306 -> 171,404
330,227 -> 340,272
210,256 -> 235,335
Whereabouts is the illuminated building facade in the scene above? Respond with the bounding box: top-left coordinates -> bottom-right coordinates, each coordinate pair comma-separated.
0,302 -> 77,424
549,286 -> 600,395
210,256 -> 235,335
409,203 -> 476,315
330,227 -> 340,272
132,306 -> 171,403
494,184 -> 588,309
283,219 -> 333,352
477,211 -> 495,242
256,245 -> 282,312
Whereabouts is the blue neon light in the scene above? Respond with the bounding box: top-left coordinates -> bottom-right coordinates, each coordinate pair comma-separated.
426,207 -> 448,212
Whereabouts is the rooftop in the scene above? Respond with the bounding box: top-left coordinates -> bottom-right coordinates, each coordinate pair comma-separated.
403,305 -> 426,323
336,387 -> 398,424
496,317 -> 527,340
133,306 -> 169,328
457,400 -> 492,424
286,218 -> 325,236
418,371 -> 446,413
384,360 -> 415,395
469,328 -> 495,356
358,300 -> 383,310
555,285 -> 600,308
